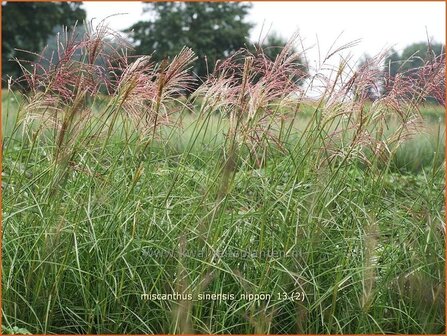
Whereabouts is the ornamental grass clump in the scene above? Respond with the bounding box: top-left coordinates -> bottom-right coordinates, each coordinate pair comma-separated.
13,21 -> 126,161
13,22 -> 198,154
194,36 -> 308,198
113,47 -> 197,140
198,36 -> 307,157
306,46 -> 445,172
2,21 -> 445,334
9,22 -> 200,200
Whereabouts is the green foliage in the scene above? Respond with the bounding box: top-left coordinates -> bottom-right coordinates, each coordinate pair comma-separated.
385,42 -> 445,78
1,2 -> 86,81
392,124 -> 445,173
2,325 -> 32,335
125,2 -> 253,79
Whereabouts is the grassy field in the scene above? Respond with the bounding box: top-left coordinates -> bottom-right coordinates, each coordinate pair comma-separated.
1,31 -> 446,334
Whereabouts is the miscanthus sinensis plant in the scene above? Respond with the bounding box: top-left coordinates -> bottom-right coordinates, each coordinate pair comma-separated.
2,21 -> 445,334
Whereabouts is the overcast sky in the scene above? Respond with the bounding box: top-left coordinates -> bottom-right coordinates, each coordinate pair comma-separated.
82,1 -> 445,65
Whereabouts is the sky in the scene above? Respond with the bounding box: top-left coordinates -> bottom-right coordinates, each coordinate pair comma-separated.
82,1 -> 446,66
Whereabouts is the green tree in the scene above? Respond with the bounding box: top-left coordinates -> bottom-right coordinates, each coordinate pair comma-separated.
2,1 -> 86,81
125,2 -> 253,79
384,42 -> 444,79
382,42 -> 444,100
